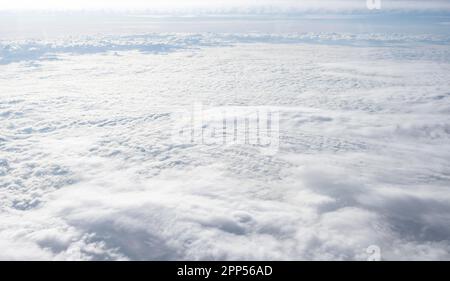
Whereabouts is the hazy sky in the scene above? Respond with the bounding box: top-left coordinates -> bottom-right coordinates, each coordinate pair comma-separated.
1,0 -> 450,12
2,0 -> 450,38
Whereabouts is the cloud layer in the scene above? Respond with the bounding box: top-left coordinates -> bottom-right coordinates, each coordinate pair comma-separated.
1,32 -> 450,260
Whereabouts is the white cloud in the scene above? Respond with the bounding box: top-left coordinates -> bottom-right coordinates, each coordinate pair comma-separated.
1,33 -> 450,260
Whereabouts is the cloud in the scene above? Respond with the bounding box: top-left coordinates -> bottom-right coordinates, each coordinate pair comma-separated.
2,33 -> 449,65
1,30 -> 450,260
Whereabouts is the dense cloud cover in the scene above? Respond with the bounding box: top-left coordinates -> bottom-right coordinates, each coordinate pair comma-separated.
1,29 -> 450,260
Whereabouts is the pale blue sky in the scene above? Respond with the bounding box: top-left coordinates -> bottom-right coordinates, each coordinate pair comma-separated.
1,0 -> 449,38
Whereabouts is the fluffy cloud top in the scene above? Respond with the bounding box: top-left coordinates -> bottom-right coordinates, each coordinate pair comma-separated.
1,32 -> 450,260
